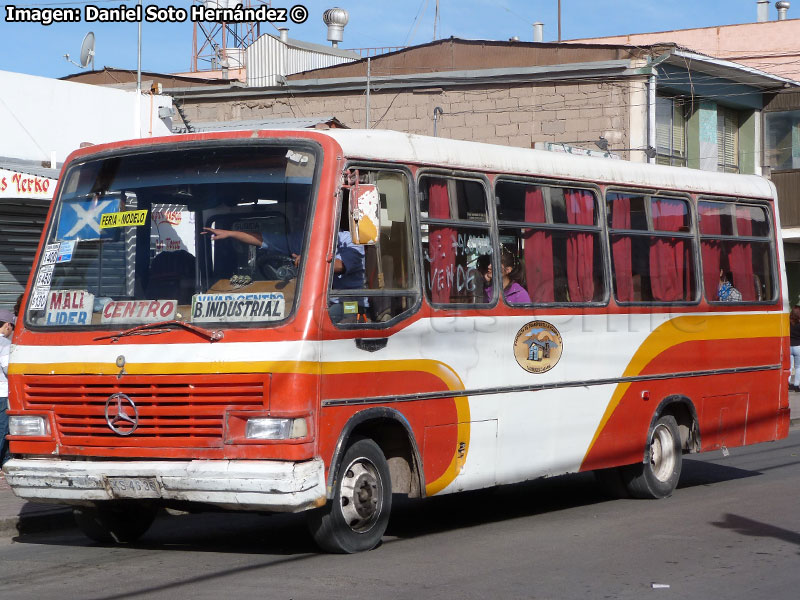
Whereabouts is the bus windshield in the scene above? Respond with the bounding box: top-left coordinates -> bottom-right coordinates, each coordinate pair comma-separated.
25,142 -> 318,329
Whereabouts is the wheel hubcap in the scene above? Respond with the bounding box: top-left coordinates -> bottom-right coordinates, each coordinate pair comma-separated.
650,423 -> 676,482
339,458 -> 383,532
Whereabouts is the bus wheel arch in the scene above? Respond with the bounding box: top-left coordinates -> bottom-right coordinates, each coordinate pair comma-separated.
656,395 -> 701,454
326,408 -> 425,500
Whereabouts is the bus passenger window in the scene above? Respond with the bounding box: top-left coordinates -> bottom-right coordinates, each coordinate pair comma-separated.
328,169 -> 418,326
607,193 -> 696,303
419,177 -> 492,306
699,201 -> 775,303
496,181 -> 604,304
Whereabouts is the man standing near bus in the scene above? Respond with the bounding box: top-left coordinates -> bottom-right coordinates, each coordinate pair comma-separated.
0,308 -> 15,467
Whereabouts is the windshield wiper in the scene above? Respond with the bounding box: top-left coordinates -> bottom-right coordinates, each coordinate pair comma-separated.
94,320 -> 224,343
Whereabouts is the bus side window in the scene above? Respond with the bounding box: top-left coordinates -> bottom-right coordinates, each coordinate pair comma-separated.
419,176 -> 492,306
699,200 -> 775,303
607,192 -> 696,304
496,180 -> 604,304
328,170 -> 418,326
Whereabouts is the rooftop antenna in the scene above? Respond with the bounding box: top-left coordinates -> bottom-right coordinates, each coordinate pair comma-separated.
64,31 -> 96,70
191,0 -> 260,73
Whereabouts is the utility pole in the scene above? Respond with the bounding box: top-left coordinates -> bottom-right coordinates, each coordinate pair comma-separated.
365,58 -> 371,129
558,0 -> 562,42
434,0 -> 440,40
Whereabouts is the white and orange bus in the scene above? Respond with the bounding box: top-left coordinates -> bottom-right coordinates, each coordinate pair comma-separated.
4,129 -> 790,553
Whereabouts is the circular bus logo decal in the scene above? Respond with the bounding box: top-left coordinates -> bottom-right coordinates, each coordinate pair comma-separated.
513,321 -> 563,374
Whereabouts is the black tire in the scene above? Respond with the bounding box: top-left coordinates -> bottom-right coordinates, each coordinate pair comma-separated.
307,437 -> 392,553
622,414 -> 682,499
73,502 -> 157,543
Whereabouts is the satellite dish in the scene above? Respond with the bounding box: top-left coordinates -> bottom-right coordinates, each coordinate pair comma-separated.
79,32 -> 95,69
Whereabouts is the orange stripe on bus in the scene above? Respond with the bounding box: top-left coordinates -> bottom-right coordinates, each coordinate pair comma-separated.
10,357 -> 471,496
581,312 -> 785,466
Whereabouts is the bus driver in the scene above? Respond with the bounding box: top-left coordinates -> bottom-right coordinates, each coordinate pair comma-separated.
202,226 -> 366,320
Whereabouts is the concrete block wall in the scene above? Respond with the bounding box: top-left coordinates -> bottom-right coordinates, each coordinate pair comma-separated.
182,78 -> 637,155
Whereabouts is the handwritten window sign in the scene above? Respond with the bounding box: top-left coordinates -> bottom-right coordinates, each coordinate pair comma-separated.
44,290 -> 94,326
35,264 -> 55,288
56,198 -> 119,241
152,207 -> 196,256
191,292 -> 285,323
100,299 -> 177,324
42,243 -> 59,265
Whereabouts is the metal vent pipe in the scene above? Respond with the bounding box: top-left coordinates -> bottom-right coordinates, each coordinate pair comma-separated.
278,28 -> 289,42
757,0 -> 770,22
777,1 -> 791,19
323,7 -> 349,48
533,22 -> 544,42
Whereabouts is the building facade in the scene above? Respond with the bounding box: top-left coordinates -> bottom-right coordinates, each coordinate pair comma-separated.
169,39 -> 792,175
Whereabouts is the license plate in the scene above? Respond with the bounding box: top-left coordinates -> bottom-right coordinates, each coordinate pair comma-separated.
107,477 -> 161,498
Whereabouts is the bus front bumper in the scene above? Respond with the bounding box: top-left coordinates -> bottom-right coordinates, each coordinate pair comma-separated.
2,458 -> 327,512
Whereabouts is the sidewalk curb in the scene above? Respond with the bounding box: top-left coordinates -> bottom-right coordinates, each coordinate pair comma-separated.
0,506 -> 74,538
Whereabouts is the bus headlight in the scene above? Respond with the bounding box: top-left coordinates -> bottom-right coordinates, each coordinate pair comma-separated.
245,417 -> 308,440
9,415 -> 51,437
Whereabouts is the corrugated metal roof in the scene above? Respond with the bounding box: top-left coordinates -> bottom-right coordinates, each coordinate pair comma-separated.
172,116 -> 347,134
0,157 -> 60,179
246,33 -> 358,88
283,36 -> 360,59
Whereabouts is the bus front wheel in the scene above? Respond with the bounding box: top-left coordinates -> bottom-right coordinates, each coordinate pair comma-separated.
73,502 -> 157,544
307,437 -> 392,553
623,414 -> 682,499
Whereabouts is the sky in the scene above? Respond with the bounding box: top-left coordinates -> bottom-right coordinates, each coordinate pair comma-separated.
0,0 -> 793,79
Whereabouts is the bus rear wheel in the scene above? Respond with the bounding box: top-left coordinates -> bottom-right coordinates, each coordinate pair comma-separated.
622,414 -> 682,499
307,437 -> 392,553
73,502 -> 157,544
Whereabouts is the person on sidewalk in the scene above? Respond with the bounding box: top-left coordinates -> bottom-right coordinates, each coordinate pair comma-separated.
0,308 -> 15,467
790,306 -> 800,393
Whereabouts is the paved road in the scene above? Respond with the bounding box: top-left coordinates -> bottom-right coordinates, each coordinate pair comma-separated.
2,429 -> 799,600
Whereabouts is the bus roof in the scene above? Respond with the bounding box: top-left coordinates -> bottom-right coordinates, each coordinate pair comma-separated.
321,129 -> 774,200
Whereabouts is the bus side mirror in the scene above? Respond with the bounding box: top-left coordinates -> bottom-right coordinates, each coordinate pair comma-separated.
349,184 -> 380,245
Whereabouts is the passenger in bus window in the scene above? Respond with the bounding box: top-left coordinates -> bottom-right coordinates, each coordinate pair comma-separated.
480,248 -> 531,304
718,270 -> 742,302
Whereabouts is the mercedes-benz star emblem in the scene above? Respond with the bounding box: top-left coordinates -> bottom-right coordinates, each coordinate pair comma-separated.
104,393 -> 139,436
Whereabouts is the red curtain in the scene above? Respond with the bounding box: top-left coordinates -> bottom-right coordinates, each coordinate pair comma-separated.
699,204 -> 723,301
649,199 -> 686,301
611,195 -> 633,302
566,189 -> 595,302
731,207 -> 755,301
428,179 -> 454,303
523,187 -> 554,302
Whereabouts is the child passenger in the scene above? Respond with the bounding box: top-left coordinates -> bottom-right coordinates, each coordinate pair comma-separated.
480,248 -> 531,304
